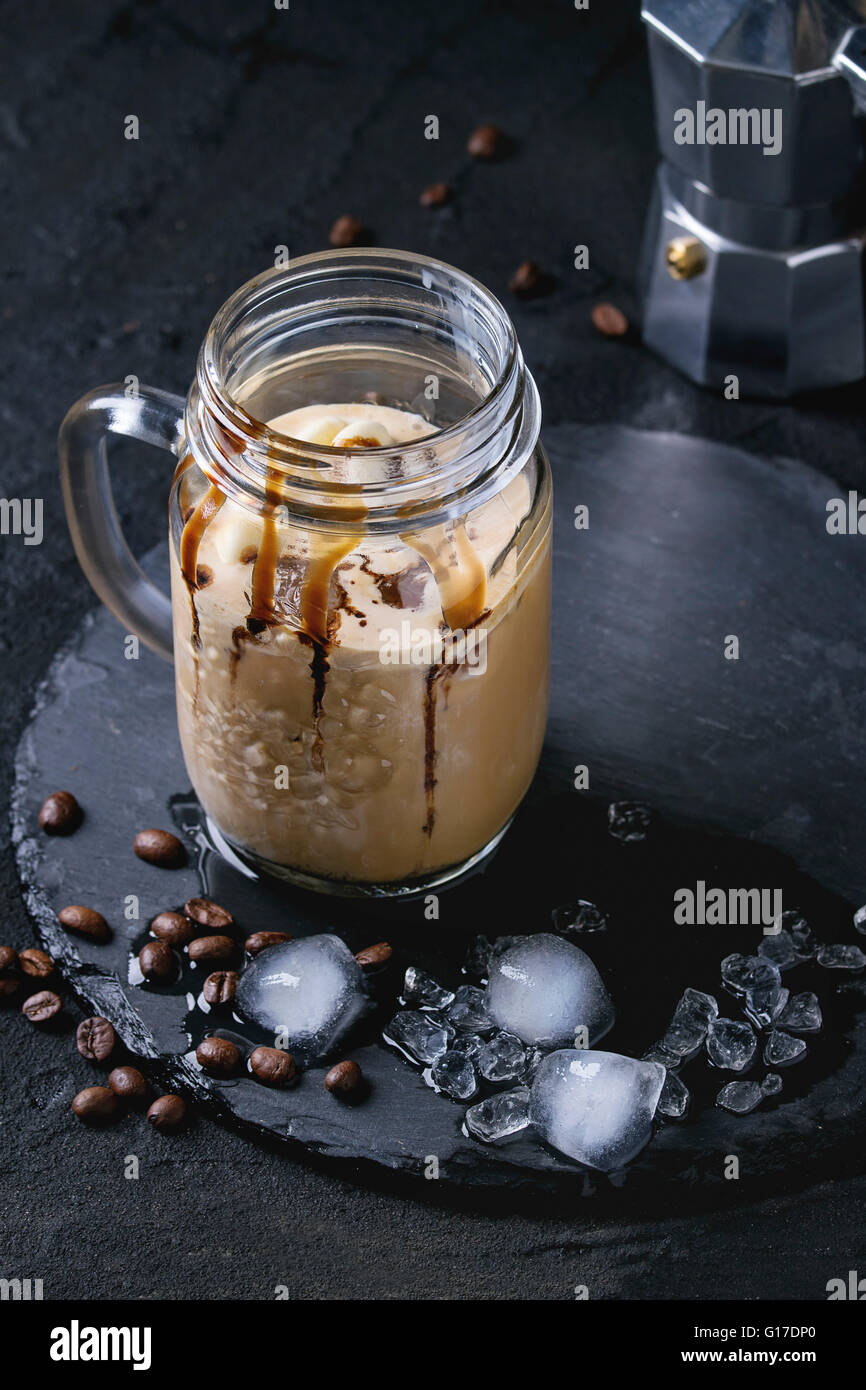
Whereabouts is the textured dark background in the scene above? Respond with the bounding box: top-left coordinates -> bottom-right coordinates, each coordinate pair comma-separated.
1,0 -> 865,1300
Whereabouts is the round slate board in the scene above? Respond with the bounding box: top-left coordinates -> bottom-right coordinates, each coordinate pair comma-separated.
11,423 -> 866,1195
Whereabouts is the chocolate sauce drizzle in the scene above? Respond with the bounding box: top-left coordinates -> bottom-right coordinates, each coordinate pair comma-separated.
176,431 -> 492,848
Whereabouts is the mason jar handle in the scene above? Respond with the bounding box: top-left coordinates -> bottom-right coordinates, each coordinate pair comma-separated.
59,384 -> 186,662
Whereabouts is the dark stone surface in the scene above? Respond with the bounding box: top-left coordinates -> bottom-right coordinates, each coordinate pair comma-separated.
2,0 -> 866,1299
12,428 -> 866,1201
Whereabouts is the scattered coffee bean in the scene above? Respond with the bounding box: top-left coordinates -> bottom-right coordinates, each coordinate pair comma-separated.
196,1035 -> 240,1077
38,790 -> 81,835
184,897 -> 233,931
591,302 -> 629,337
202,970 -> 239,1006
57,905 -> 110,942
76,1016 -> 116,1062
72,1086 -> 119,1123
0,976 -> 22,1000
329,214 -> 368,247
133,828 -> 185,867
324,1059 -> 363,1099
150,911 -> 195,946
0,945 -> 17,971
245,931 -> 292,956
147,1093 -> 187,1132
420,181 -> 453,208
195,564 -> 213,589
240,543 -> 258,564
22,989 -> 62,1024
355,941 -> 393,969
467,123 -> 507,159
509,260 -> 543,297
18,947 -> 53,979
139,940 -> 177,983
108,1065 -> 149,1102
249,1046 -> 296,1087
188,934 -> 236,965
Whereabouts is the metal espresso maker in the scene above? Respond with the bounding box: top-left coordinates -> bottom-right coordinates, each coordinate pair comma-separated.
641,0 -> 866,396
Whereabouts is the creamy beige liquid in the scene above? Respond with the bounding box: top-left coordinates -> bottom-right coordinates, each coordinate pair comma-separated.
170,402 -> 551,885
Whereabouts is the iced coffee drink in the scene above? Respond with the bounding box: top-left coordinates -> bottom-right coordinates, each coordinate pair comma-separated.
170,400 -> 551,890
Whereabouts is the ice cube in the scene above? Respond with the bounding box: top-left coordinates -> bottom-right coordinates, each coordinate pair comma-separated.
429,1049 -> 478,1101
477,1031 -> 527,1083
657,1071 -> 689,1120
763,1030 -> 807,1067
446,985 -> 495,1035
854,905 -> 866,936
721,954 -> 781,995
401,966 -> 455,1010
777,991 -> 822,1034
716,1080 -> 763,1115
464,1086 -> 531,1143
744,984 -> 789,1030
383,1010 -> 454,1065
551,899 -> 608,937
761,1072 -> 782,1096
529,1050 -> 665,1171
817,943 -> 866,971
235,933 -> 367,1063
485,933 -> 615,1048
757,931 -> 799,971
607,801 -> 652,842
706,1017 -> 757,1072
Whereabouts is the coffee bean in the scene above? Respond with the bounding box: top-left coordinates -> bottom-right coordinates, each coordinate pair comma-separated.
76,1016 -> 116,1062
0,945 -> 17,971
202,970 -> 239,1006
0,975 -> 22,1000
329,214 -> 369,247
22,989 -> 62,1024
18,947 -> 53,979
196,1035 -> 240,1077
467,123 -> 507,159
133,828 -> 186,867
591,302 -> 629,337
139,940 -> 177,983
509,260 -> 543,297
108,1066 -> 149,1102
57,905 -> 110,943
355,941 -> 392,969
420,181 -> 453,208
184,897 -> 233,931
249,1046 -> 296,1087
38,790 -> 81,835
245,931 -> 292,956
188,934 -> 236,965
147,1093 -> 187,1132
72,1086 -> 119,1123
150,911 -> 195,946
324,1059 -> 363,1099
195,564 -> 213,589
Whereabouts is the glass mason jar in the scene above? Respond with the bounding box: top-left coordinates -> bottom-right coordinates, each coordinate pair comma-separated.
59,250 -> 552,896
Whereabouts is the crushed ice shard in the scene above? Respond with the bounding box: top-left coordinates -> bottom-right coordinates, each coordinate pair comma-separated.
529,1049 -> 665,1171
706,1017 -> 757,1072
464,1086 -> 531,1143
